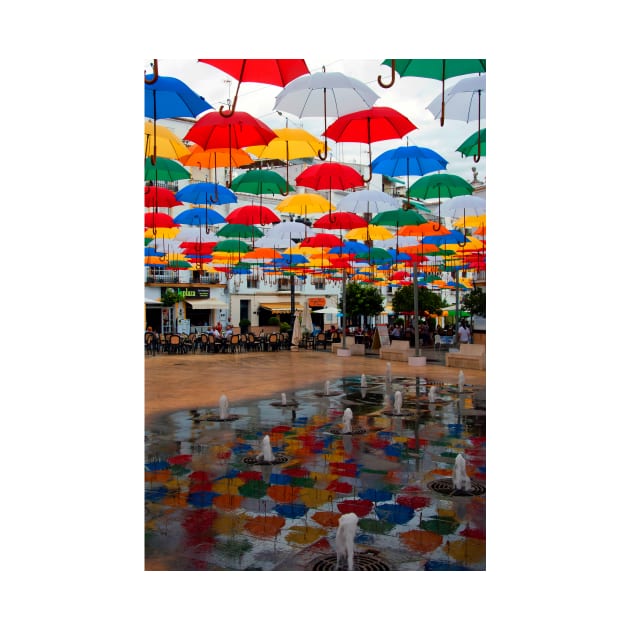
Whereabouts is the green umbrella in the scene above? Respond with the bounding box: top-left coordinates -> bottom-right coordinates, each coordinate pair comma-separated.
377,59 -> 486,125
216,224 -> 264,239
370,208 -> 427,227
408,173 -> 473,228
456,128 -> 486,159
230,169 -> 294,196
144,156 -> 190,182
213,239 -> 251,253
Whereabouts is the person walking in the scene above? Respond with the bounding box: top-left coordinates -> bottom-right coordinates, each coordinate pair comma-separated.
458,321 -> 470,344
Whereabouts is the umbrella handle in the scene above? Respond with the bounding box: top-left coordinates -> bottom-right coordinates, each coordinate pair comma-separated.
317,138 -> 328,161
145,59 -> 159,84
377,60 -> 396,88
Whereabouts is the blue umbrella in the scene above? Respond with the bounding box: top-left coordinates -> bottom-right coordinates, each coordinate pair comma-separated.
372,145 -> 448,178
328,241 -> 369,255
374,503 -> 415,524
176,182 -> 237,206
144,74 -> 213,120
358,488 -> 392,503
173,208 -> 225,226
274,503 -> 308,519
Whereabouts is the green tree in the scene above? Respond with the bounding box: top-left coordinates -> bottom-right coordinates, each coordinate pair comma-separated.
391,285 -> 447,316
339,282 -> 384,325
462,288 -> 486,318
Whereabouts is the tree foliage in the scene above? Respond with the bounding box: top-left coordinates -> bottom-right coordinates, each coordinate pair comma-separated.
391,285 -> 447,315
339,282 -> 384,323
462,288 -> 486,318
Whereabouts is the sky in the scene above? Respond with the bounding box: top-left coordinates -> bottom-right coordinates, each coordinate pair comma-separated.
144,58 -> 486,186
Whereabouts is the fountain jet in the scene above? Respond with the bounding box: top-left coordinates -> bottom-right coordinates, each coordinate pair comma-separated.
259,434 -> 274,462
219,394 -> 229,420
453,453 -> 472,491
335,512 -> 359,570
394,390 -> 403,414
342,408 -> 353,433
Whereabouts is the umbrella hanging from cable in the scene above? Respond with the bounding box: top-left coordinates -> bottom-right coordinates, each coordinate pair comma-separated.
184,111 -> 278,186
377,59 -> 486,125
198,59 -> 310,117
274,67 -> 380,159
323,107 -> 417,183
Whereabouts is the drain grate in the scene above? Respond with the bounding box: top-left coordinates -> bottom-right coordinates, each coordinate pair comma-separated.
310,552 -> 391,571
427,479 -> 485,496
242,454 -> 289,465
329,428 -> 367,435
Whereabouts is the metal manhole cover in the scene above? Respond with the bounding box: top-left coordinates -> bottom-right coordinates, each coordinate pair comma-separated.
242,454 -> 289,465
310,552 -> 391,571
427,479 -> 485,496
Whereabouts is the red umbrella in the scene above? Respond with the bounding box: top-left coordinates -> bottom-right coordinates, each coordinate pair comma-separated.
144,185 -> 182,209
323,107 -> 417,183
312,212 -> 367,230
198,59 -> 309,117
225,204 -> 281,226
183,111 -> 278,185
301,234 -> 342,248
295,162 -> 364,217
144,212 -> 178,229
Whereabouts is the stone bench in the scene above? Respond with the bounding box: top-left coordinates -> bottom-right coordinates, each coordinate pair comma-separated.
380,340 -> 413,362
445,343 -> 486,370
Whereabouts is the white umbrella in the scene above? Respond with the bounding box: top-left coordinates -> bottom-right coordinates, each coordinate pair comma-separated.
441,195 -> 486,215
266,221 -> 315,239
274,70 -> 379,159
313,306 -> 341,314
301,300 -> 313,333
291,310 -> 302,347
427,75 -> 486,124
336,190 -> 401,214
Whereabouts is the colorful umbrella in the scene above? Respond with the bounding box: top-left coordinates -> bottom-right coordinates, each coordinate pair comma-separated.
323,106 -> 417,183
312,212 -> 367,230
336,189 -> 400,216
274,68 -> 379,159
225,204 -> 281,226
275,193 -> 334,220
199,59 -> 309,116
175,182 -> 237,206
295,162 -> 364,216
173,207 -> 225,227
378,59 -> 486,125
144,157 -> 190,183
408,173 -> 474,228
183,111 -> 278,185
180,146 -> 253,186
456,128 -> 486,160
144,73 -> 212,164
143,121 -> 190,162
216,224 -> 263,239
230,169 -> 294,197
144,212 -> 178,230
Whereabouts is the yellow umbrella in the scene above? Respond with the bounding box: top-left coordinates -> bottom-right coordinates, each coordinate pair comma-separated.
453,214 -> 486,228
246,128 -> 325,160
144,226 -> 180,240
276,193 -> 335,218
345,225 -> 394,241
144,121 -> 190,161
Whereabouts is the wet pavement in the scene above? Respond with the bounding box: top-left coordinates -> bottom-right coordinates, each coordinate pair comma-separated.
145,348 -> 485,570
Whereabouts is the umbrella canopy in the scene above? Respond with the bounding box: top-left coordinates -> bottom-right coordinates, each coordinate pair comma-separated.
276,193 -> 334,218
173,207 -> 225,226
245,127 -> 325,161
143,121 -> 190,162
144,157 -> 190,183
323,107 -> 417,182
370,208 -> 427,227
345,225 -> 394,241
144,212 -> 178,230
372,145 -> 448,202
274,69 -> 380,159
180,146 -> 253,175
265,221 -> 315,239
408,173 -> 474,228
144,74 -> 212,120
428,74 -> 486,161
216,224 -> 263,239
301,233 -> 343,248
230,169 -> 293,196
296,162 -> 364,215
225,204 -> 281,226
183,111 -> 278,185
144,185 -> 183,209
456,128 -> 486,160
312,212 -> 367,230
175,182 -> 237,206
378,59 -> 486,125
199,59 -> 309,116
336,190 -> 400,215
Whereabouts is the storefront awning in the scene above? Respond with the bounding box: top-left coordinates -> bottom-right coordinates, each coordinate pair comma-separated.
145,298 -> 162,305
259,302 -> 303,314
186,298 -> 228,310
308,297 -> 326,308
